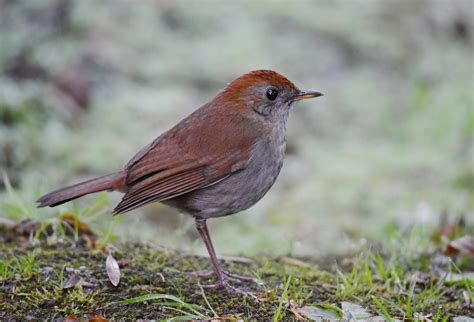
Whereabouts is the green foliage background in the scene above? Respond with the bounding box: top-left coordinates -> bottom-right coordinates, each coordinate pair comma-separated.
1,0 -> 473,255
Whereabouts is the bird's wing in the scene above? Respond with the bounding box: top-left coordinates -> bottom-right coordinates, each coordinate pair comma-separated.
113,106 -> 258,215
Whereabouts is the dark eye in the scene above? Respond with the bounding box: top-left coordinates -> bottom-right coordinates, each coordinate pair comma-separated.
266,88 -> 279,101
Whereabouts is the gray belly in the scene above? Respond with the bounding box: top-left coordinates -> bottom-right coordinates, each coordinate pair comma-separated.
164,141 -> 285,219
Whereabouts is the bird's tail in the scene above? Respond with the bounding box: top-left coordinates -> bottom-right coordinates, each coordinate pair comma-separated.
37,170 -> 127,208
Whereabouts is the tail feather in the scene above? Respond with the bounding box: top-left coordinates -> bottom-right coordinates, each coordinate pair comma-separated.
37,171 -> 127,208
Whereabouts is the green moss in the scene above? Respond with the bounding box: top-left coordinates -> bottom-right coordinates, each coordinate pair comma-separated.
1,224 -> 472,320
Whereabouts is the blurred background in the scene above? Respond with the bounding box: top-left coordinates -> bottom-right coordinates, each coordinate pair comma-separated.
0,0 -> 473,257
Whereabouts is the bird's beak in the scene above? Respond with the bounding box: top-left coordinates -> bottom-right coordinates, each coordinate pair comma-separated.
293,89 -> 323,101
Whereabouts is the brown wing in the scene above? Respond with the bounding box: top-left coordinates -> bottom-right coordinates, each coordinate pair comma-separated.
113,104 -> 259,215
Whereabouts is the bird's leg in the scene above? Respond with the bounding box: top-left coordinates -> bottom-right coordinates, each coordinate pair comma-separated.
195,218 -> 224,282
192,218 -> 258,293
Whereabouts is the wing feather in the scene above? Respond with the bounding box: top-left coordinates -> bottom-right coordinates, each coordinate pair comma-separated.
113,168 -> 208,214
113,105 -> 261,215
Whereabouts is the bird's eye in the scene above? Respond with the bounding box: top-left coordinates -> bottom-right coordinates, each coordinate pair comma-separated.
266,88 -> 279,101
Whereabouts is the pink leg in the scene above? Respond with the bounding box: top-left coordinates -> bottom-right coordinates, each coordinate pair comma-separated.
193,218 -> 258,294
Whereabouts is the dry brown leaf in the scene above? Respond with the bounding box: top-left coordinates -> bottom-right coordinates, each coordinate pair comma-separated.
445,235 -> 474,256
106,252 -> 120,286
433,224 -> 458,243
60,213 -> 96,237
64,312 -> 107,322
280,256 -> 311,268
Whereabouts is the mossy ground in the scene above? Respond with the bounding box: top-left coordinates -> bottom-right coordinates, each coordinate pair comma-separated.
0,216 -> 472,320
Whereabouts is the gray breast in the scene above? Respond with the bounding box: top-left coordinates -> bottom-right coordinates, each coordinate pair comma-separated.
165,123 -> 287,219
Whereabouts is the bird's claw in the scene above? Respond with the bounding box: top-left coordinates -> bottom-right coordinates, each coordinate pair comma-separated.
189,270 -> 260,295
201,280 -> 247,294
200,279 -> 259,297
189,269 -> 259,284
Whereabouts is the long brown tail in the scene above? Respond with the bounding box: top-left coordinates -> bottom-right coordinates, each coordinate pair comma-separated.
37,170 -> 127,208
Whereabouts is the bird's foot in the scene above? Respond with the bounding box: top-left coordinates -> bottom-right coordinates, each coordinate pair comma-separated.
189,269 -> 259,284
189,270 -> 260,295
200,279 -> 252,295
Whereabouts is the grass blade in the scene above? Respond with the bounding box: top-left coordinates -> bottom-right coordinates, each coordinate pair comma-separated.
109,293 -> 206,318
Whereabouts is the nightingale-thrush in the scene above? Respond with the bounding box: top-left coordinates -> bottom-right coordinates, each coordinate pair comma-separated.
37,70 -> 323,293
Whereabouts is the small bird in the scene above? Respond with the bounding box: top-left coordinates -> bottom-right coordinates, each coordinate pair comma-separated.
37,70 -> 323,293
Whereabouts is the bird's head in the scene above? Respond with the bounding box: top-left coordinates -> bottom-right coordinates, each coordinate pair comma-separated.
215,70 -> 323,121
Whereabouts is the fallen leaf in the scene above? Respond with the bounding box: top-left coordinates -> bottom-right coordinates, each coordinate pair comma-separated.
12,220 -> 39,236
453,316 -> 474,322
280,256 -> 311,268
342,301 -> 372,320
64,312 -> 107,322
297,305 -> 342,320
106,252 -> 120,286
60,213 -> 96,238
432,214 -> 465,243
444,272 -> 474,287
81,281 -> 97,288
433,224 -> 457,243
63,275 -> 82,289
445,235 -> 474,256
461,290 -> 471,309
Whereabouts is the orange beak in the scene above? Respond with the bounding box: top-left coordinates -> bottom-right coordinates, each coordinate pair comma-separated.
293,89 -> 323,101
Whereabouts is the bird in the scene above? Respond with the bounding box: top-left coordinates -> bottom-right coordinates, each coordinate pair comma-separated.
37,70 -> 323,293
